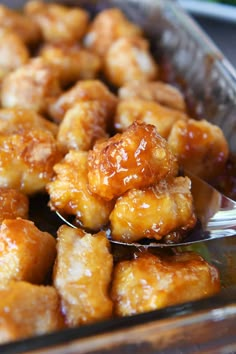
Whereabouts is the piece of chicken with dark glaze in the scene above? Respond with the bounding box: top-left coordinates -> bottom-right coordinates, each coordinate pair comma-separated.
88,121 -> 178,201
0,188 -> 29,223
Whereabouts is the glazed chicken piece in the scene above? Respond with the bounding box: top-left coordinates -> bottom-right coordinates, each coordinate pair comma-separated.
48,79 -> 117,123
1,58 -> 61,116
40,42 -> 101,87
47,150 -> 114,230
115,99 -> 188,138
110,176 -> 196,243
0,219 -> 56,287
0,29 -> 29,81
84,7 -> 142,57
57,101 -> 108,153
88,121 -> 178,201
0,281 -> 64,344
168,119 -> 229,181
0,4 -> 41,45
118,81 -> 187,112
111,251 -> 220,316
24,0 -> 89,43
0,129 -> 62,195
53,226 -> 113,327
0,188 -> 29,223
104,37 -> 159,87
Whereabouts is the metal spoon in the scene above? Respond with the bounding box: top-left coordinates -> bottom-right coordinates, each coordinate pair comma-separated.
56,172 -> 236,247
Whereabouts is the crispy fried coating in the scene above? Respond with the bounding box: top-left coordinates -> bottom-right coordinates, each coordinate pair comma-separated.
168,119 -> 229,181
111,251 -> 220,316
40,42 -> 101,87
53,226 -> 113,327
57,101 -> 108,153
88,122 -> 178,201
118,81 -> 186,112
24,0 -> 89,43
0,129 -> 62,195
115,99 -> 188,138
110,176 -> 196,243
84,8 -> 142,57
0,188 -> 29,223
47,150 -> 114,230
1,58 -> 61,115
104,37 -> 159,87
49,79 -> 117,123
0,281 -> 64,344
0,219 -> 56,286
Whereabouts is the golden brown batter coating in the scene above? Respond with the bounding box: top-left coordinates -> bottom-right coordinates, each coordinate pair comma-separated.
168,119 -> 229,181
0,188 -> 29,223
104,37 -> 159,87
115,99 -> 188,138
88,122 -> 178,201
84,8 -> 142,57
24,0 -> 89,43
0,281 -> 64,344
53,226 -> 113,327
110,176 -> 196,243
48,79 -> 117,123
0,219 -> 56,287
57,101 -> 108,153
47,150 -> 114,230
118,81 -> 187,112
111,251 -> 220,316
1,58 -> 61,116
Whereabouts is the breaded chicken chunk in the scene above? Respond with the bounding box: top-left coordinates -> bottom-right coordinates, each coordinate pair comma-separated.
0,219 -> 56,286
111,251 -> 220,316
53,226 -> 113,327
84,8 -> 142,57
47,150 -> 114,230
104,37 -> 159,87
0,281 -> 64,344
57,101 -> 108,153
49,80 -> 117,123
88,122 -> 178,201
0,129 -> 62,195
0,188 -> 29,223
168,119 -> 229,181
110,176 -> 196,243
1,58 -> 61,116
25,0 -> 89,43
40,42 -> 101,87
115,99 -> 188,138
118,81 -> 186,112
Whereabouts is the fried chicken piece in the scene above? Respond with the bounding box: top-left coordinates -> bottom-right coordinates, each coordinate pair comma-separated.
0,219 -> 56,287
24,0 -> 89,43
118,81 -> 186,112
168,119 -> 229,181
84,8 -> 142,57
49,79 -> 117,123
40,42 -> 101,87
57,102 -> 108,153
0,129 -> 62,195
53,226 -> 113,327
0,188 -> 29,223
47,150 -> 114,230
115,99 -> 188,138
104,37 -> 159,87
1,58 -> 61,116
0,4 -> 41,45
0,281 -> 64,344
0,29 -> 29,81
111,251 -> 220,316
88,121 -> 178,201
110,176 -> 196,243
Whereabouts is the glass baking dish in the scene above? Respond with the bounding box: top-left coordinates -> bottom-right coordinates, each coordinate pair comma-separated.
1,0 -> 236,353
